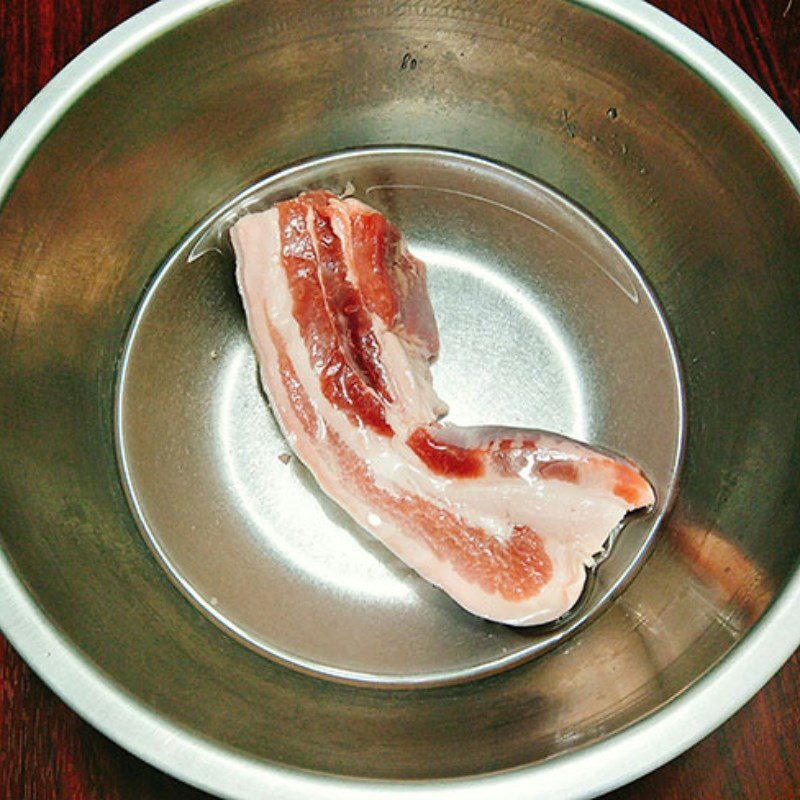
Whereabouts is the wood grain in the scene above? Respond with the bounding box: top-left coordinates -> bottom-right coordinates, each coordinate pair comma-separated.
1,1 -> 798,798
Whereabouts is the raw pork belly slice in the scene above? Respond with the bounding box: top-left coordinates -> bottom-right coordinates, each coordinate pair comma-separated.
231,190 -> 654,625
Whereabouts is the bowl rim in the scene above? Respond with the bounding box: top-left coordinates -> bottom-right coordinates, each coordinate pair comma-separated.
0,1 -> 798,798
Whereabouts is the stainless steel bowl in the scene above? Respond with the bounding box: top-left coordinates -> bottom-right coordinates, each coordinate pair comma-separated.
0,1 -> 798,798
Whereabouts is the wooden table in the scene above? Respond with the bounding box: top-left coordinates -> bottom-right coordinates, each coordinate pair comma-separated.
1,1 -> 798,797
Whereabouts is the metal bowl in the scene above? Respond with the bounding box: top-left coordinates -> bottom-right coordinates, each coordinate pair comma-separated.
0,1 -> 798,797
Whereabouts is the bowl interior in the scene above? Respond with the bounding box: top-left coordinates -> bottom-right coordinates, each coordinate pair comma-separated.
0,0 -> 798,782
116,146 -> 682,686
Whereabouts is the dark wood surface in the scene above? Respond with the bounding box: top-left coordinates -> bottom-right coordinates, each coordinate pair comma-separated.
1,1 -> 798,798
